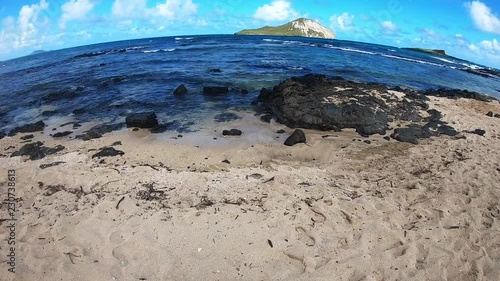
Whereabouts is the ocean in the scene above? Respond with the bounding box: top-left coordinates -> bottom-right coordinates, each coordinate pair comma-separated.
1,34 -> 499,134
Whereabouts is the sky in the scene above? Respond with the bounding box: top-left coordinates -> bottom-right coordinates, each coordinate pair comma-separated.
0,0 -> 499,68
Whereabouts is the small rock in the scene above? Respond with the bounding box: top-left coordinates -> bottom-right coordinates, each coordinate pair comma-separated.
132,128 -> 140,131
284,129 -> 306,146
111,141 -> 122,146
126,112 -> 158,128
495,114 -> 500,118
21,134 -> 34,140
277,129 -> 286,134
383,136 -> 391,141
486,111 -> 494,117
222,159 -> 231,164
260,114 -> 273,123
471,129 -> 486,136
364,140 -> 372,144
173,84 -> 188,95
178,135 -> 183,138
11,142 -> 65,160
203,86 -> 229,96
92,147 -> 125,159
9,121 -> 46,136
52,131 -> 72,138
223,129 -> 242,136
241,89 -> 249,95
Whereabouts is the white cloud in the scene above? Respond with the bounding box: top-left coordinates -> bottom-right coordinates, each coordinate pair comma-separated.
330,12 -> 354,31
466,1 -> 500,34
253,0 -> 298,22
380,21 -> 399,34
480,38 -> 500,52
59,0 -> 95,29
153,0 -> 198,20
112,0 -> 148,18
0,0 -> 50,53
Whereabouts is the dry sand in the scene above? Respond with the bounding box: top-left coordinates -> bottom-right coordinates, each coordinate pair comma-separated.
1,96 -> 499,281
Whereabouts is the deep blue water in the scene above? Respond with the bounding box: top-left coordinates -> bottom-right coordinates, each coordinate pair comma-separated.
1,34 -> 499,133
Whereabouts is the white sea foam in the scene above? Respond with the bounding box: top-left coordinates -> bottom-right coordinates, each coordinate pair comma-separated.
381,54 -> 445,68
175,37 -> 194,40
432,56 -> 455,64
143,48 -> 176,53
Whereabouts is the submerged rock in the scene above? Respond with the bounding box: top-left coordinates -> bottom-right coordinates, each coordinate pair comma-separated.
126,112 -> 158,128
284,129 -> 306,146
260,114 -> 273,123
223,129 -> 242,136
92,147 -> 125,159
203,86 -> 229,96
173,84 -> 188,95
214,113 -> 241,123
9,121 -> 46,136
11,141 -> 65,160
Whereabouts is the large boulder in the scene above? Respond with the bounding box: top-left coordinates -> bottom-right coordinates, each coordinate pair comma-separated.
257,74 -> 390,135
126,112 -> 158,128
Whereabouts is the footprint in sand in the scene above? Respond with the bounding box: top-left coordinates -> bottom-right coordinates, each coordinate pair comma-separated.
295,226 -> 316,247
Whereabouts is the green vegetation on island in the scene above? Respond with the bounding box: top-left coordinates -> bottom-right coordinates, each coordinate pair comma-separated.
403,48 -> 447,56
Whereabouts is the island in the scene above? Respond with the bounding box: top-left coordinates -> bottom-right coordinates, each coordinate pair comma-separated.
235,18 -> 335,39
402,48 -> 447,56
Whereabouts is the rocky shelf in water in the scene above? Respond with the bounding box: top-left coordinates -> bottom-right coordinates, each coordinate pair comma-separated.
256,74 -> 496,144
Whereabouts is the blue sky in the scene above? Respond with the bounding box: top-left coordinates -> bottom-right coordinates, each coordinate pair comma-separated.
1,0 -> 499,68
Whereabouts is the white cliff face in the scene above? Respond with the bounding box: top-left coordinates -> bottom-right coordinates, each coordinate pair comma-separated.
291,19 -> 335,39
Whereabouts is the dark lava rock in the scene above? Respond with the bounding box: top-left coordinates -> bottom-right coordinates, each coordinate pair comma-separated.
364,140 -> 372,144
126,112 -> 158,128
486,111 -> 494,117
73,123 -> 82,128
21,134 -> 34,140
9,121 -> 45,136
0,132 -> 6,139
277,129 -> 286,134
214,113 -> 241,123
424,121 -> 458,137
426,109 -> 443,122
40,161 -> 66,170
383,136 -> 391,141
173,84 -> 188,95
391,127 -> 432,144
92,147 -> 124,159
260,114 -> 273,123
132,128 -> 140,131
210,68 -> 222,73
495,114 -> 500,118
257,74 -> 391,135
471,129 -> 486,136
204,86 -> 229,96
52,131 -> 72,138
423,89 -> 495,102
41,110 -> 57,117
111,141 -> 122,146
76,86 -> 85,92
76,123 -> 123,141
223,129 -> 242,136
284,129 -> 306,146
222,159 -> 231,164
241,89 -> 249,95
11,141 -> 65,160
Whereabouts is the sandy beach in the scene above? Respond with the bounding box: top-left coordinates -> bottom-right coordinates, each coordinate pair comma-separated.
1,93 -> 499,281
